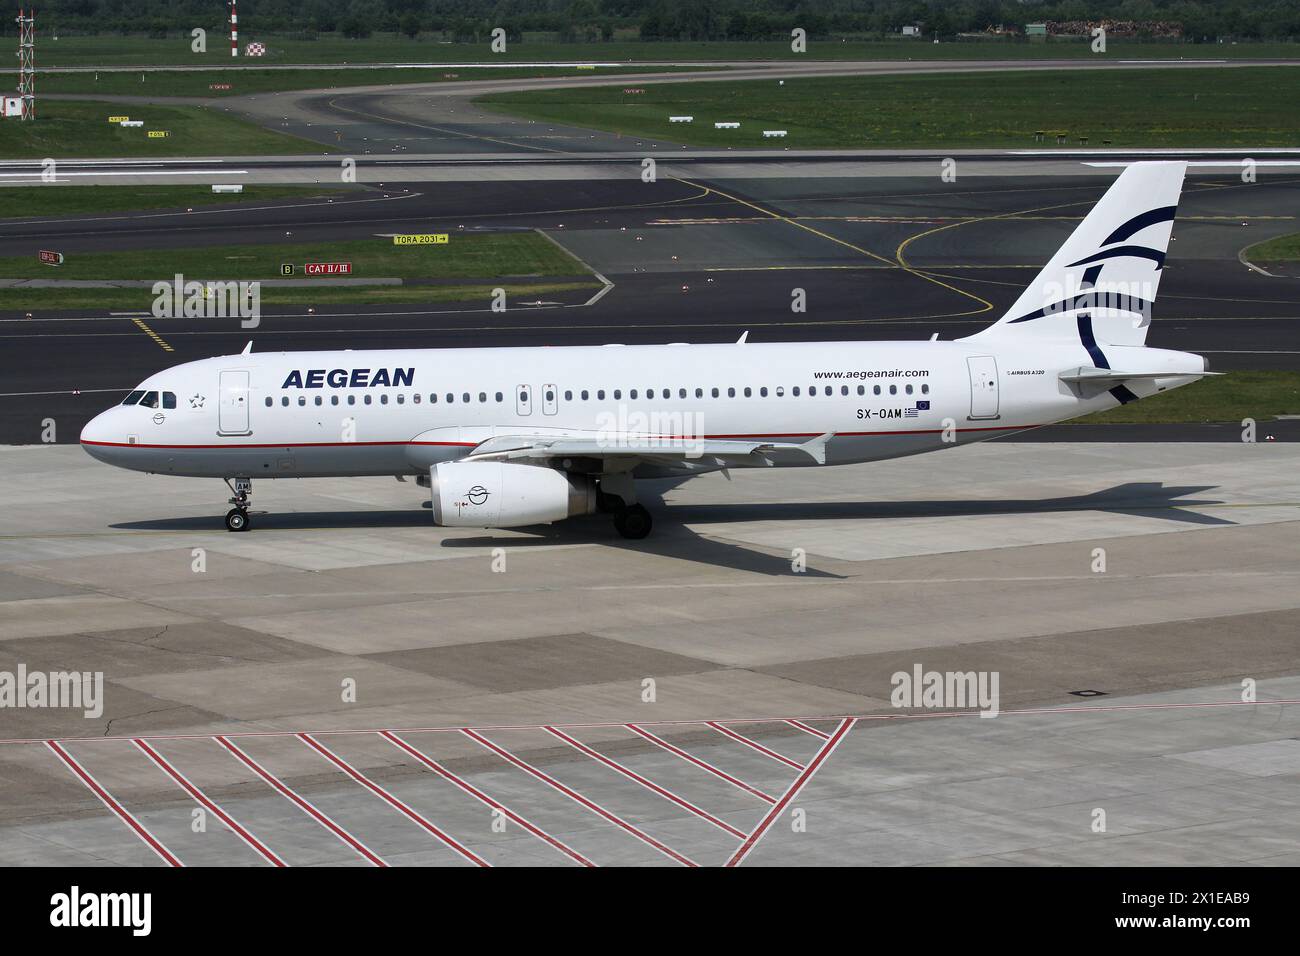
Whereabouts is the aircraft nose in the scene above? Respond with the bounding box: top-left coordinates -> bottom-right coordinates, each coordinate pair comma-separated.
80,408 -> 124,464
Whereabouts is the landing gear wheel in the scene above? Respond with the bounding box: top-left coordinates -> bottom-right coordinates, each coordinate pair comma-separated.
225,508 -> 250,532
613,504 -> 652,540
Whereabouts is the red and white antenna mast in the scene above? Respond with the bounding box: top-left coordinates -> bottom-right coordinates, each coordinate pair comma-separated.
229,0 -> 238,57
16,8 -> 34,120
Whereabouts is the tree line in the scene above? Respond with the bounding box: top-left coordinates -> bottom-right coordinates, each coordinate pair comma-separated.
21,0 -> 1300,43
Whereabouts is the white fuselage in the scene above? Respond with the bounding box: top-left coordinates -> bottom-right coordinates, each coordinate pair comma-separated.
80,338 -> 1205,480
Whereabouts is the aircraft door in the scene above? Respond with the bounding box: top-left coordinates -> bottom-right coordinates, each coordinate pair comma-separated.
516,384 -> 533,416
542,383 -> 558,415
966,356 -> 1000,420
218,370 -> 252,435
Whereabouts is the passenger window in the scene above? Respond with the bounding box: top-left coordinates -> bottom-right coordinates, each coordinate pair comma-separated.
889,385 -> 897,395
857,385 -> 865,396
905,384 -> 913,395
597,390 -> 606,400
265,397 -> 272,407
121,390 -> 145,406
162,392 -> 177,409
462,393 -> 470,403
873,385 -> 881,395
412,394 -> 419,404
446,394 -> 454,404
364,395 -> 372,405
614,390 -> 622,400
776,387 -> 784,397
695,388 -> 703,398
711,388 -> 719,398
281,397 -> 289,407
841,386 -> 848,396
299,397 -> 307,406
630,389 -> 638,400
824,386 -> 833,396
760,387 -> 767,397
348,395 -> 356,405
140,391 -> 160,408
728,387 -> 736,398
477,392 -> 485,403
430,394 -> 437,404
332,396 -> 340,405
581,390 -> 589,401
564,390 -> 572,401
396,394 -> 404,404
792,387 -> 800,396
315,396 -> 323,406
922,384 -> 930,394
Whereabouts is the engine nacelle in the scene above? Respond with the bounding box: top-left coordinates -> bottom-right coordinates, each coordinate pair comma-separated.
430,460 -> 597,528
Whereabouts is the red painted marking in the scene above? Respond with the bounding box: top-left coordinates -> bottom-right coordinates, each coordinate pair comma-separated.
215,736 -> 386,867
707,722 -> 805,770
544,726 -> 745,839
462,728 -> 697,867
382,732 -> 593,866
133,738 -> 285,867
726,717 -> 856,867
625,724 -> 776,803
46,740 -> 182,867
298,733 -> 488,867
786,719 -> 831,740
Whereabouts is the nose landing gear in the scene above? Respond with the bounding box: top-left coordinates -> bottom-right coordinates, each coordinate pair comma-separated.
224,477 -> 252,532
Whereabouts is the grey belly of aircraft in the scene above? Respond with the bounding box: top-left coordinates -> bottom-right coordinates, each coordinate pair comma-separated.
85,429 -> 1015,479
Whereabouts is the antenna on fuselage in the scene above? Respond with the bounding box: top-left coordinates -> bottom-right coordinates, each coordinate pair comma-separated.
736,331 -> 749,344
241,341 -> 253,355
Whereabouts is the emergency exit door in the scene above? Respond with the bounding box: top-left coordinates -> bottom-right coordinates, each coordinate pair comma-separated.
966,356 -> 1000,420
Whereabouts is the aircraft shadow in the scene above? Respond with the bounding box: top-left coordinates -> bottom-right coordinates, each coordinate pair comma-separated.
111,481 -> 1228,576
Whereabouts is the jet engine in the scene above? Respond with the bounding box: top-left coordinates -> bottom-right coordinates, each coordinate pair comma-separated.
429,460 -> 598,528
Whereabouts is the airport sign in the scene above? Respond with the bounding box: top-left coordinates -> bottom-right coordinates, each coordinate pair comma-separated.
393,234 -> 448,246
38,250 -> 63,266
304,262 -> 353,276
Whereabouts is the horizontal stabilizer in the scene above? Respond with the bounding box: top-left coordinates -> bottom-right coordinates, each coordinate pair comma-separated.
1059,366 -> 1219,384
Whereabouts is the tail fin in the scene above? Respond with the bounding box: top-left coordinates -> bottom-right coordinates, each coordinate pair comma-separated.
963,161 -> 1186,348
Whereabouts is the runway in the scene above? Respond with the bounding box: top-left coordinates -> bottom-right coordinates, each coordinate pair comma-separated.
2,171 -> 1297,445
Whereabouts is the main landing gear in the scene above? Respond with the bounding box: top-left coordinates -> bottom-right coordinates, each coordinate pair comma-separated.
598,473 -> 652,540
224,477 -> 252,532
612,503 -> 653,540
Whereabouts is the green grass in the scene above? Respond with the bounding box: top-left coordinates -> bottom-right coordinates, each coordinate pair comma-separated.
0,232 -> 587,281
1243,232 -> 1300,262
0,280 -> 598,313
29,34 -> 1300,68
0,99 -> 331,159
479,66 -> 1300,149
1075,371 -> 1300,423
0,184 -> 362,219
31,65 -> 712,98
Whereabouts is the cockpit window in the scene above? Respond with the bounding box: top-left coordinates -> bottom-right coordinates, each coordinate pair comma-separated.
140,391 -> 160,408
162,392 -> 177,409
121,390 -> 145,406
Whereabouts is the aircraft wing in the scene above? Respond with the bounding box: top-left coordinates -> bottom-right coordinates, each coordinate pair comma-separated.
464,432 -> 834,466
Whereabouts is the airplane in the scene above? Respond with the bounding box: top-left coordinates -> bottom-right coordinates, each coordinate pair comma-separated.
81,161 -> 1210,539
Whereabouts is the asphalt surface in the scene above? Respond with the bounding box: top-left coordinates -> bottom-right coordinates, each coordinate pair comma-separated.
2,170 -> 1297,444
